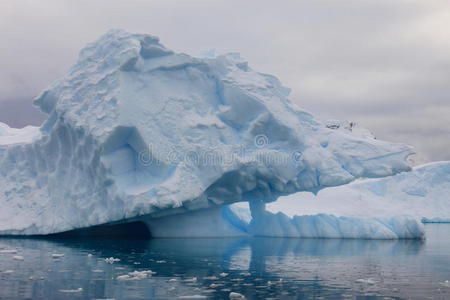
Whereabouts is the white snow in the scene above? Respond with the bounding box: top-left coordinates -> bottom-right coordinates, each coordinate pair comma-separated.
0,29 -> 414,237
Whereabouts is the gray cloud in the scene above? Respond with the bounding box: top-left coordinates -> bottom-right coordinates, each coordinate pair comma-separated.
0,0 -> 449,163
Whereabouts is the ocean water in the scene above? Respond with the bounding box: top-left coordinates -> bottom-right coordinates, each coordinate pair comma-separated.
0,224 -> 449,300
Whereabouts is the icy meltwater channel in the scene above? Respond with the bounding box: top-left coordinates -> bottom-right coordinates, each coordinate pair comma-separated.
0,225 -> 449,300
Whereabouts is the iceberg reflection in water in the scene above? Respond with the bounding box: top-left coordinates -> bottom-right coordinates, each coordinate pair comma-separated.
0,225 -> 449,299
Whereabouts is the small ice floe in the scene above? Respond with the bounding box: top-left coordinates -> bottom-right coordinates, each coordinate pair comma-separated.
51,253 -> 64,258
168,278 -> 178,282
267,280 -> 281,286
355,278 -> 376,285
58,288 -> 83,293
156,260 -> 167,263
13,255 -> 24,261
87,254 -> 93,257
0,249 -> 18,254
104,257 -> 120,264
229,292 -> 246,299
183,277 -> 198,283
219,272 -> 228,277
92,269 -> 104,273
177,296 -> 208,299
169,287 -> 176,291
439,280 -> 450,288
116,270 -> 155,280
203,276 -> 218,280
239,272 -> 251,277
2,270 -> 15,274
210,283 -> 223,288
116,275 -> 132,280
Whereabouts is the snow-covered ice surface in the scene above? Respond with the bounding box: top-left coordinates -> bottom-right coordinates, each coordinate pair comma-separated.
0,123 -> 41,146
267,161 -> 450,222
0,30 -> 415,236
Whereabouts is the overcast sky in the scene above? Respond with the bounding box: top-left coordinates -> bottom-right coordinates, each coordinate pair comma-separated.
1,0 -> 449,164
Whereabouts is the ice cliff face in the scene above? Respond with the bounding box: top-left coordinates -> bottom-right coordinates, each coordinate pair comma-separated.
0,30 -> 414,235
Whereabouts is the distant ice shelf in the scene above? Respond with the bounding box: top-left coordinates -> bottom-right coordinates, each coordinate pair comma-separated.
267,161 -> 450,224
0,30 -> 419,238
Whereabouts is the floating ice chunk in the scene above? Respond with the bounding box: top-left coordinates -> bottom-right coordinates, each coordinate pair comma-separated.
51,253 -> 64,258
355,278 -> 376,285
0,249 -> 18,254
439,280 -> 450,288
58,288 -> 83,293
104,257 -> 121,264
116,270 -> 155,280
13,255 -> 24,261
229,292 -> 246,299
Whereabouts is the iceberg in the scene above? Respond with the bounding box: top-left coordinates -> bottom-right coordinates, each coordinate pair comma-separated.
0,30 -> 417,237
267,161 -> 450,222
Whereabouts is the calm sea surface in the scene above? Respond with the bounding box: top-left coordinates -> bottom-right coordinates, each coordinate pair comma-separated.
0,224 -> 449,300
